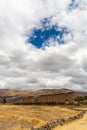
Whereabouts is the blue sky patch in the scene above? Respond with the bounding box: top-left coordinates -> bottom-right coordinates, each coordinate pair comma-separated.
69,0 -> 79,10
28,18 -> 69,48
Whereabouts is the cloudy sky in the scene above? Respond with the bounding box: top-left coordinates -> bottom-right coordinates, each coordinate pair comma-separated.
0,0 -> 87,91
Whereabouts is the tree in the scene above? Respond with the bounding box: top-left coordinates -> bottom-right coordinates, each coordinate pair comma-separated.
74,96 -> 84,102
2,97 -> 7,104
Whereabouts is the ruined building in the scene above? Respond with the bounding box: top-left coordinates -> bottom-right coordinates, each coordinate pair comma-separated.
19,91 -> 74,105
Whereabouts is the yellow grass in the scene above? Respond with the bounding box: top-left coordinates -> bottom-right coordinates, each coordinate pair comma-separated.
53,112 -> 87,130
53,106 -> 87,130
0,105 -> 79,130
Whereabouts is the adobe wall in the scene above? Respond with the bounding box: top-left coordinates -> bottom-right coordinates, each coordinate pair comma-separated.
21,96 -> 34,104
20,91 -> 74,105
37,92 -> 74,104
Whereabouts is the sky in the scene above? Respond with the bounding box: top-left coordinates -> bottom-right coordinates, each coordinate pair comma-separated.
0,0 -> 87,91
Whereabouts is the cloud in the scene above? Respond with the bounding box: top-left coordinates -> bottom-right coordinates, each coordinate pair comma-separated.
0,0 -> 87,91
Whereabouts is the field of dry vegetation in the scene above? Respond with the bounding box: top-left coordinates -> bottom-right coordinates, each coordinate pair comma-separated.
0,105 -> 79,130
53,106 -> 87,130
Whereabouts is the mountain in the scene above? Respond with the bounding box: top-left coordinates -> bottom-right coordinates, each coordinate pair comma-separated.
0,88 -> 73,103
0,88 -> 87,104
0,89 -> 34,97
75,91 -> 87,96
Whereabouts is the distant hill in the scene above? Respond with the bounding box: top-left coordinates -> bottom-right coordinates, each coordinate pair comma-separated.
35,88 -> 74,95
0,88 -> 73,103
0,89 -> 34,97
0,88 -> 87,103
75,91 -> 87,96
0,88 -> 74,97
0,89 -> 34,103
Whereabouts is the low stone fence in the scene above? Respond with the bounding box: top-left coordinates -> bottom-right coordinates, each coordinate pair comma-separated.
30,110 -> 86,130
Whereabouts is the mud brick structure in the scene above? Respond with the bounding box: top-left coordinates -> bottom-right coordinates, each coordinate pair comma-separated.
20,91 -> 74,105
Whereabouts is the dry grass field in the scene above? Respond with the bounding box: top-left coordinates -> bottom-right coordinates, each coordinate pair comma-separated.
53,112 -> 87,130
53,106 -> 87,130
0,105 -> 79,130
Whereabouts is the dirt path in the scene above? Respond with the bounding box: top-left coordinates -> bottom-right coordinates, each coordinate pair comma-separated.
53,112 -> 87,130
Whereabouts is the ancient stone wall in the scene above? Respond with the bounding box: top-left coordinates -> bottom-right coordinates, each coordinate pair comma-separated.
20,91 -> 74,105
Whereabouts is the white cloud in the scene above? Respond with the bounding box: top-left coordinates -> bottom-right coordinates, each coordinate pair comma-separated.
0,0 -> 87,91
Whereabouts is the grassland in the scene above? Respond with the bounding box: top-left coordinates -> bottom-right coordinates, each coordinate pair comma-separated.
53,106 -> 87,130
53,113 -> 87,130
0,105 -> 79,130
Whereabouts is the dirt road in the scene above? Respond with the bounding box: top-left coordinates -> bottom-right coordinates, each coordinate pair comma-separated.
53,112 -> 87,130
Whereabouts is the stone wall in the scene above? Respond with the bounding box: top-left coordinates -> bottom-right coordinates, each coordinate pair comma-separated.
20,96 -> 34,104
20,91 -> 74,105
30,110 -> 86,130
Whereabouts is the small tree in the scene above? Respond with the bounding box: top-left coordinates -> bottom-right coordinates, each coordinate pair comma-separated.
2,97 -> 7,104
75,96 -> 84,102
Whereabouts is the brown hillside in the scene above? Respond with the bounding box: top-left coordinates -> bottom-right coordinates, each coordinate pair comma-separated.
0,88 -> 74,103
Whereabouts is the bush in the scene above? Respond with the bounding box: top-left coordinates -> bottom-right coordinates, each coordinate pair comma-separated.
75,96 -> 84,102
2,97 -> 7,104
75,96 -> 87,102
